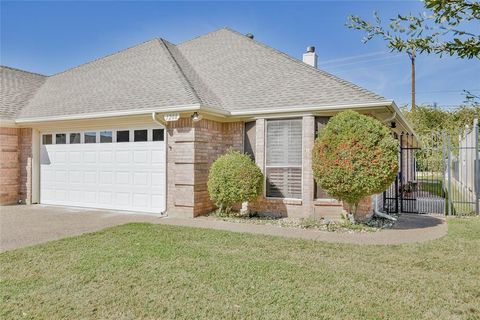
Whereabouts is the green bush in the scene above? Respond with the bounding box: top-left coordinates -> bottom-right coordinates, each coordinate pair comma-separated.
207,149 -> 263,213
312,110 -> 398,220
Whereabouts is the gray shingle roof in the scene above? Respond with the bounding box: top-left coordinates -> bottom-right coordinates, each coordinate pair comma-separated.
176,28 -> 387,112
16,39 -> 200,119
2,28 -> 390,120
0,66 -> 46,119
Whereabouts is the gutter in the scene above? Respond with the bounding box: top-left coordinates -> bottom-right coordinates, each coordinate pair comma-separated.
229,101 -> 395,116
10,101 -> 417,138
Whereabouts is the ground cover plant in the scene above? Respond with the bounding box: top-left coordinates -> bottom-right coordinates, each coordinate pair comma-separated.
1,218 -> 479,319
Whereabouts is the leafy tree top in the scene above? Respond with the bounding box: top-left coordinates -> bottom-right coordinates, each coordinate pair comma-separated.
347,0 -> 480,59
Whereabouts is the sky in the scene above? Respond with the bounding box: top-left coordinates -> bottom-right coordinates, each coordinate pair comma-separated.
1,1 -> 479,108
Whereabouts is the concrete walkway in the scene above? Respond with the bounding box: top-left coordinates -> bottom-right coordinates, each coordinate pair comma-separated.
162,214 -> 448,245
0,205 -> 448,252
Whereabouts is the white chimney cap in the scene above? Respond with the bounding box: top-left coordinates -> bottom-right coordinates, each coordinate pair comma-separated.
303,46 -> 318,68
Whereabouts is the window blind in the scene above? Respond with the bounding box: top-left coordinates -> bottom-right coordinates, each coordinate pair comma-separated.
266,118 -> 302,198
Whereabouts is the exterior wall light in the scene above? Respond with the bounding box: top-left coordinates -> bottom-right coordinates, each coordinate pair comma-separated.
191,112 -> 202,122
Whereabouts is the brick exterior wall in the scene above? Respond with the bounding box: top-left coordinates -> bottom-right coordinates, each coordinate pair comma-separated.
166,118 -> 243,218
0,127 -> 32,205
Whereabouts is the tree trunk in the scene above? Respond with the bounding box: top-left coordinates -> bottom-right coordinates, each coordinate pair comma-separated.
348,203 -> 358,223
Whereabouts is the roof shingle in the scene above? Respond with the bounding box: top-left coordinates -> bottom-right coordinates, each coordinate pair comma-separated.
2,28 -> 390,120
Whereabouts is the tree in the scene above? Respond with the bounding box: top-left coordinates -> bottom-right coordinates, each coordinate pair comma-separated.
347,0 -> 480,110
207,149 -> 263,214
312,111 -> 399,222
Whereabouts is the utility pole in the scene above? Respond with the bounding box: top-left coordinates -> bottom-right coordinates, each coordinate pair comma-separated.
410,50 -> 416,112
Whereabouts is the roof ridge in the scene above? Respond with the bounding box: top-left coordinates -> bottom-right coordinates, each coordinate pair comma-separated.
157,39 -> 203,106
165,39 -> 225,110
221,28 -> 387,101
50,38 -> 161,77
0,65 -> 46,77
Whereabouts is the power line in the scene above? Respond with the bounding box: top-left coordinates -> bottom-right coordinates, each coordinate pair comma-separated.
416,89 -> 480,94
320,54 -> 402,69
320,51 -> 391,65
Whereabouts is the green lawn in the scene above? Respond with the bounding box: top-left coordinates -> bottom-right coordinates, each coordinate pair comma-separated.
1,218 -> 480,319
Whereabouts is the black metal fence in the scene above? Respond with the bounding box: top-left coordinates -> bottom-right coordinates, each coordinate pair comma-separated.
383,119 -> 479,215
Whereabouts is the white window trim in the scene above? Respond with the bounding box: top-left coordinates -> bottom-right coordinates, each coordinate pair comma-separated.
264,118 -> 303,200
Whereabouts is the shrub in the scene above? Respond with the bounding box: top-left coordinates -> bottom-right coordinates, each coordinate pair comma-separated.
312,110 -> 398,221
207,149 -> 263,213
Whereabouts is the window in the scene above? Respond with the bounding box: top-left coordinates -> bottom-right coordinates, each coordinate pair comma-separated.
84,132 -> 96,143
134,129 -> 148,142
55,133 -> 66,144
314,116 -> 331,199
152,129 -> 164,141
265,119 -> 302,199
244,121 -> 256,161
100,131 -> 112,143
70,133 -> 81,144
116,130 -> 130,142
42,134 -> 52,145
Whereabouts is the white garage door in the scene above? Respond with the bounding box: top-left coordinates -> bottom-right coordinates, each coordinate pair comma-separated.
40,127 -> 166,214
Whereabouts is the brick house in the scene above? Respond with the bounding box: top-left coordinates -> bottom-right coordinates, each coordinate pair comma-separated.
0,28 -> 415,218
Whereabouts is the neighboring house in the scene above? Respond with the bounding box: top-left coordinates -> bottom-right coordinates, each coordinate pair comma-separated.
0,28 -> 415,218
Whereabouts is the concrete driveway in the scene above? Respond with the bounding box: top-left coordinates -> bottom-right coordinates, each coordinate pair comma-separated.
0,205 -> 163,252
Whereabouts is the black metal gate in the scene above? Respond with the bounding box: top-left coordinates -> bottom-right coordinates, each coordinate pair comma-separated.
382,118 -> 480,216
383,132 -> 447,214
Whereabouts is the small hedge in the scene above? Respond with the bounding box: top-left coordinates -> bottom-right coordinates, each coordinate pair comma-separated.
312,110 -> 398,220
207,149 -> 263,213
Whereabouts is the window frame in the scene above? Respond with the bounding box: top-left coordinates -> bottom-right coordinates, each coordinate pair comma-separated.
264,118 -> 303,200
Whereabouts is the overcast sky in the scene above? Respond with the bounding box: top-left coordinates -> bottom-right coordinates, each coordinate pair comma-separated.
2,1 -> 479,108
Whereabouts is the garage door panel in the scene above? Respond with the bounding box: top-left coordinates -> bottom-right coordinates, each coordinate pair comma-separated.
115,172 -> 130,184
83,152 -> 97,163
40,130 -> 166,214
99,171 -> 114,184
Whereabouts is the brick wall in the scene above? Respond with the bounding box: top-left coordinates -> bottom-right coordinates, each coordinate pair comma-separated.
0,127 -> 32,205
166,116 -> 374,219
166,118 -> 243,217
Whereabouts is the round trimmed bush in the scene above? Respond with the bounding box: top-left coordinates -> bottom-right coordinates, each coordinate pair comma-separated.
312,110 -> 398,220
207,149 -> 263,213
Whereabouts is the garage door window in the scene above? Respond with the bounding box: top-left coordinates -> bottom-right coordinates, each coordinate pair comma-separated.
134,129 -> 148,142
55,133 -> 66,144
84,132 -> 96,143
153,129 -> 164,141
100,131 -> 112,143
42,134 -> 52,145
70,133 -> 81,144
117,130 -> 130,142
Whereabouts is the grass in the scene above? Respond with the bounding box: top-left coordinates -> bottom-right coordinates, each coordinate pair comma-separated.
1,218 -> 480,319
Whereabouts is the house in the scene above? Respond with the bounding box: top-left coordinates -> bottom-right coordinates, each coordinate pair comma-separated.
0,28 -> 415,218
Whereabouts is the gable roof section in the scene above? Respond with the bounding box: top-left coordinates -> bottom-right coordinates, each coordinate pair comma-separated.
0,66 -> 46,120
176,28 -> 388,112
5,28 -> 391,121
16,39 -> 201,119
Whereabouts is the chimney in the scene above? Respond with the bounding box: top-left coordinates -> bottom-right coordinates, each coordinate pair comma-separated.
303,46 -> 317,68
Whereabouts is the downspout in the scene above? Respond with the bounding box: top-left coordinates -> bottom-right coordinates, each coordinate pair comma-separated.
151,112 -> 168,216
152,112 -> 167,126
